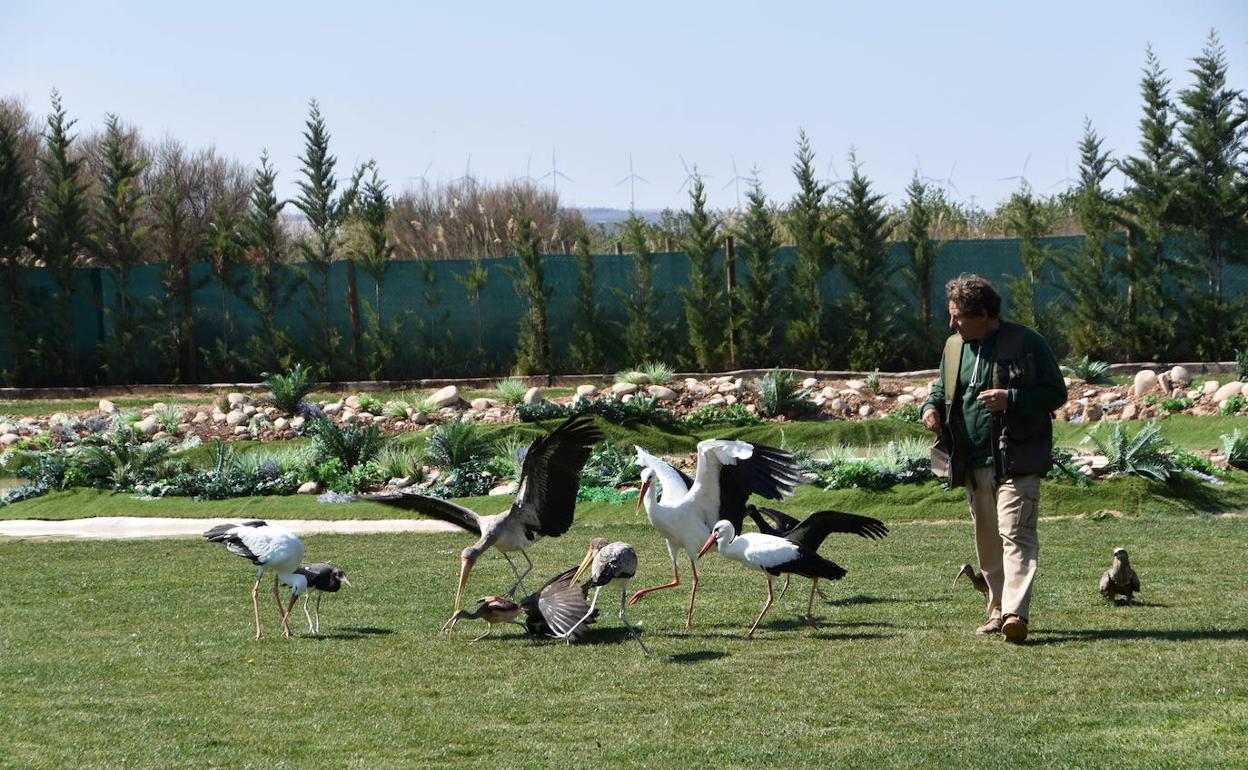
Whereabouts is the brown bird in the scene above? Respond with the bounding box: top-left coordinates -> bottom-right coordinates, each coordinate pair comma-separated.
1099,548 -> 1140,603
953,563 -> 989,596
442,595 -> 525,642
441,566 -> 600,643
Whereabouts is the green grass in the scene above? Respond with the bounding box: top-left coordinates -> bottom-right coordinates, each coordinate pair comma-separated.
1054,414 -> 1246,452
1,513 -> 1245,769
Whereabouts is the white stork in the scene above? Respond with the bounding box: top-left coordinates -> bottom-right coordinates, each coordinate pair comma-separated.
628,440 -> 804,629
697,509 -> 888,637
364,414 -> 602,633
203,520 -> 307,639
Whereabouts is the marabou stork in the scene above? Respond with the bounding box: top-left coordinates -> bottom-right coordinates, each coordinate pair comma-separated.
295,562 -> 352,634
628,441 -> 804,629
698,509 -> 889,637
365,414 -> 602,633
1099,547 -> 1141,603
203,520 -> 307,639
566,537 -> 650,655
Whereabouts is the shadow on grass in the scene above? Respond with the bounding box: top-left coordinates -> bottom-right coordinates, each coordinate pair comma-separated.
666,650 -> 730,665
314,626 -> 395,641
1030,627 -> 1248,645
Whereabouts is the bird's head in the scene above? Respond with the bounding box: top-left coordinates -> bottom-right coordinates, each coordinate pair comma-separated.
636,468 -> 655,514
571,538 -> 610,585
329,567 -> 353,591
1113,547 -> 1129,561
698,520 -> 735,558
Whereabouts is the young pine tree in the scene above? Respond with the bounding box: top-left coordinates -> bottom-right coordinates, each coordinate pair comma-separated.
830,156 -> 895,370
0,116 -> 32,385
1002,182 -> 1052,333
899,173 -> 947,363
346,165 -> 406,379
569,233 -> 607,373
678,173 -> 725,371
612,215 -> 669,365
504,211 -> 552,376
782,130 -> 831,367
242,151 -> 293,373
735,178 -> 781,368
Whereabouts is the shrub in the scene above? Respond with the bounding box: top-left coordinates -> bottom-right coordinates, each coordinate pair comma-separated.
374,444 -> 424,482
384,400 -> 412,419
1222,429 -> 1248,471
305,418 -> 382,470
151,441 -> 301,500
424,416 -> 492,470
262,363 -> 317,415
1063,355 -> 1113,384
1160,397 -> 1193,414
581,441 -> 642,488
752,369 -> 816,418
1171,448 -> 1216,476
638,360 -> 675,385
866,369 -> 882,395
825,460 -> 896,490
152,403 -> 184,434
76,433 -> 182,490
1236,348 -> 1248,381
888,403 -> 922,424
429,459 -> 496,498
614,369 -> 649,385
1220,394 -> 1247,416
488,434 -> 530,483
1086,421 -> 1178,482
494,378 -> 529,405
682,404 -> 762,428
515,397 -> 673,427
881,438 -> 934,482
356,393 -> 383,416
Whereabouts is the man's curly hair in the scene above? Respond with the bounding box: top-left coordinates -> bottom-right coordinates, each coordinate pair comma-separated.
945,273 -> 1002,318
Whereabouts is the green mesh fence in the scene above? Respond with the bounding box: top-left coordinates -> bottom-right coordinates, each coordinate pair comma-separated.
1,235 -> 1244,385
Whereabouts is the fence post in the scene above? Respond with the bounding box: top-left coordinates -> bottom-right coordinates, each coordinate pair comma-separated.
615,242 -> 624,256
724,234 -> 736,368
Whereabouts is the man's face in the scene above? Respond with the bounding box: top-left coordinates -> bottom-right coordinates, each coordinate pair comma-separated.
948,300 -> 991,341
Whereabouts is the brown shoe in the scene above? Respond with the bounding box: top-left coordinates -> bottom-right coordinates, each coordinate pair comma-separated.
976,617 -> 1003,635
1002,615 -> 1028,643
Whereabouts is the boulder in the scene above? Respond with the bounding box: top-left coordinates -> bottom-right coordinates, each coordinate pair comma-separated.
1098,391 -> 1122,404
1157,372 -> 1172,393
858,404 -> 874,417
273,417 -> 289,431
1081,389 -> 1097,399
845,379 -> 866,392
1082,403 -> 1103,422
1132,370 -> 1158,398
242,404 -> 257,417
427,385 -> 460,408
522,387 -> 544,405
227,392 -> 247,408
152,431 -> 170,442
913,387 -> 929,401
1120,403 -> 1139,421
716,380 -> 743,394
1202,380 -> 1220,396
212,411 -> 228,424
705,396 -> 726,407
802,377 -> 819,389
344,395 -> 361,409
135,416 -> 160,436
831,398 -> 848,412
612,381 -> 639,396
225,410 -> 248,427
1213,381 -> 1244,403
489,481 -> 519,496
0,433 -> 20,447
340,410 -> 358,424
684,380 -> 712,396
647,385 -> 677,402
1169,365 -> 1191,386
896,394 -> 917,405
290,416 -> 306,431
233,426 -> 250,435
576,384 -> 598,397
724,395 -> 738,406
98,399 -> 117,414
297,481 -> 321,495
389,476 -> 415,489
0,422 -> 16,435
411,412 -> 429,425
323,402 -> 343,416
470,398 -> 494,411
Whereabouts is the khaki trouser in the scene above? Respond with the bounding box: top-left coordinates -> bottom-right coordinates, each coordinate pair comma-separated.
966,466 -> 1040,622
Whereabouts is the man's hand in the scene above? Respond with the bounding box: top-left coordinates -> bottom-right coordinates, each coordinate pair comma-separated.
976,388 -> 1009,413
922,407 -> 942,434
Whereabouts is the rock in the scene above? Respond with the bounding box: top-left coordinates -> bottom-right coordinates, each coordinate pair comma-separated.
1171,388 -> 1185,399
858,404 -> 874,417
152,431 -> 169,441
1202,380 -> 1220,395
1213,381 -> 1244,402
821,386 -> 837,399
242,404 -> 257,417
621,394 -> 633,403
1169,365 -> 1191,386
470,398 -> 494,411
225,410 -> 248,426
1082,403 -> 1103,422
290,416 -> 306,430
233,426 -> 250,435
212,411 -> 227,424
684,380 -> 712,396
341,411 -> 358,424
273,417 -> 289,431
845,379 -> 866,392
1157,372 -> 1172,393
576,384 -> 598,397
264,406 -> 279,418
323,402 -> 343,416
297,481 -> 321,495
1132,370 -> 1158,398
705,396 -> 726,407
0,433 -> 20,447
411,412 -> 429,425
831,398 -> 847,412
913,387 -> 929,401
1187,389 -> 1202,400
1081,389 -> 1097,399
427,385 -> 460,408
0,422 -> 16,435
389,476 -> 415,489
345,395 -> 361,409
1121,403 -> 1139,421
802,377 -> 819,389
717,380 -> 743,394
724,395 -> 738,406
612,381 -> 639,396
1098,391 -> 1121,404
227,392 -> 247,408
896,394 -> 917,405
489,481 -> 519,496
522,387 -> 544,405
1079,464 -> 1097,479
813,396 -> 827,408
98,399 -> 117,414
647,385 -> 677,402
136,416 -> 160,436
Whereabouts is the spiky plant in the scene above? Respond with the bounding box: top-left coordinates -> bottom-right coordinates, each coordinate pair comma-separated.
613,369 -> 649,385
1087,420 -> 1178,482
76,433 -> 178,490
1063,355 -> 1113,384
1236,349 -> 1248,381
424,416 -> 492,470
639,360 -> 676,385
752,369 -> 815,418
151,403 -> 184,434
1222,429 -> 1248,471
384,400 -> 412,419
488,434 -> 530,483
262,363 -> 317,415
494,378 -> 529,405
374,443 -> 425,481
866,369 -> 882,395
304,418 -> 382,470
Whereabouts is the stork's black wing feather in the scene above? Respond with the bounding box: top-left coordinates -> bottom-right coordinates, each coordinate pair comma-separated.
203,523 -> 261,564
508,414 -> 603,537
717,443 -> 805,531
675,466 -> 695,489
520,567 -> 596,640
296,562 -> 343,592
784,510 -> 889,552
745,504 -> 803,536
359,492 -> 482,535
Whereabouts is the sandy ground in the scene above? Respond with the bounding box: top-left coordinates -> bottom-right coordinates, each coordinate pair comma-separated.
0,517 -> 462,541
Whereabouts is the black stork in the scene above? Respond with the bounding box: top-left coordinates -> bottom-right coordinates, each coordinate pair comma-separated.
295,562 -> 352,634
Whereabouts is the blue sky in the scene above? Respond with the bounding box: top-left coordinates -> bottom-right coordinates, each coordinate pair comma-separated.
5,1 -> 1246,211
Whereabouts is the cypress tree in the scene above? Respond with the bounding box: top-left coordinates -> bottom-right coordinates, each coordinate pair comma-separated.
1002,183 -> 1052,333
899,173 -> 947,362
678,173 -> 725,371
203,201 -> 246,379
242,151 -> 293,373
569,232 -> 606,372
347,165 -> 405,378
735,179 -> 780,367
0,116 -> 32,385
612,214 -> 669,366
504,211 -> 551,376
829,156 -> 895,370
782,130 -> 831,368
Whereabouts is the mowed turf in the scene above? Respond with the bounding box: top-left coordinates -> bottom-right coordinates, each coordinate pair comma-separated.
2,512 -> 1245,769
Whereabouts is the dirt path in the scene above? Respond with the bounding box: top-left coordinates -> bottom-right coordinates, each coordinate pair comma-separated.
0,517 -> 461,541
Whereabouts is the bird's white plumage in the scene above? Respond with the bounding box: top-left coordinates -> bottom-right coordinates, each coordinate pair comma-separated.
633,446 -> 689,506
225,522 -> 307,593
709,522 -> 800,570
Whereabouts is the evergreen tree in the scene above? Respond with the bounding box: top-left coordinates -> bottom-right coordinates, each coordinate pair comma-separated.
1055,120 -> 1125,359
203,202 -> 247,379
899,173 -> 947,361
149,142 -> 199,383
0,116 -> 32,385
241,151 -> 293,373
678,173 -> 725,371
346,164 -> 405,378
735,178 -> 781,367
455,259 -> 489,366
612,214 -> 669,365
34,90 -> 89,384
90,114 -> 150,383
1116,46 -> 1181,360
829,156 -> 895,370
782,130 -> 831,367
504,211 -> 551,376
1001,183 -> 1052,333
569,232 -> 606,372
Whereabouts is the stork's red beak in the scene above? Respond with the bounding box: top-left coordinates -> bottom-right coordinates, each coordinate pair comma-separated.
697,532 -> 717,559
635,478 -> 650,514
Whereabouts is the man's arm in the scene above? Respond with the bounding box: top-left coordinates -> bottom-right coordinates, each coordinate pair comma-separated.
1006,329 -> 1068,416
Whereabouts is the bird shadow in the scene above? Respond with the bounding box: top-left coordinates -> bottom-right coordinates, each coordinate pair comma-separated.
310,626 -> 395,641
666,650 -> 731,665
815,593 -> 907,607
1028,627 -> 1248,645
582,627 -> 650,647
1107,598 -> 1167,608
763,617 -> 897,633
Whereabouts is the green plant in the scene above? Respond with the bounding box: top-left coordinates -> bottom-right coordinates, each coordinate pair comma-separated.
581,441 -> 642,488
682,404 -> 763,428
1219,394 -> 1247,415
1235,348 -> 1248,381
261,363 -> 317,415
880,437 -> 934,482
429,459 -> 496,498
494,378 -> 529,405
488,434 -> 530,483
1171,448 -> 1216,476
374,444 -> 424,482
639,360 -> 676,385
752,369 -> 816,418
151,403 -> 184,434
613,369 -> 649,385
76,433 -> 181,490
304,418 -> 382,470
1143,394 -> 1159,407
424,416 -> 492,470
383,400 -> 412,419
1222,429 -> 1248,470
888,403 -> 922,424
866,370 -> 882,395
1063,355 -> 1113,384
1160,397 -> 1194,414
825,460 -> 895,490
356,393 -> 383,416
1086,421 -> 1178,482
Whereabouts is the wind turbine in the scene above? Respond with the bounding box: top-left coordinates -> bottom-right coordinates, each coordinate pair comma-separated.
677,155 -> 711,193
998,153 -> 1033,189
1049,157 -> 1077,191
538,149 -> 573,196
451,154 -> 474,187
616,153 -> 648,210
403,161 -> 434,190
924,160 -> 960,195
721,156 -> 750,210
515,154 -> 538,185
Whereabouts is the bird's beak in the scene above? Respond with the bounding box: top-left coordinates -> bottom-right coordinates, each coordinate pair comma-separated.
635,478 -> 650,514
453,556 -> 474,615
341,576 -> 353,589
697,532 -> 717,559
571,547 -> 595,585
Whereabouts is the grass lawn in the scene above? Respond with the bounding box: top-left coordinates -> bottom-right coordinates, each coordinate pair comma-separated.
2,511 -> 1245,769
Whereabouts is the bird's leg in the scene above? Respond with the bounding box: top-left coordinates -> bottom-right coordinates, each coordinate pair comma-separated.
470,624 -> 493,643
776,574 -> 792,602
280,591 -> 299,638
251,578 -> 263,640
302,593 -> 315,634
684,559 -> 701,631
501,551 -> 534,597
627,563 -> 681,606
619,587 -> 651,657
804,579 -> 819,628
746,577 -> 775,639
314,594 -> 323,635
272,576 -> 284,619
563,586 -> 602,641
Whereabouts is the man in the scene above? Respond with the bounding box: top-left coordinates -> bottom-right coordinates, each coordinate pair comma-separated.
921,274 -> 1066,643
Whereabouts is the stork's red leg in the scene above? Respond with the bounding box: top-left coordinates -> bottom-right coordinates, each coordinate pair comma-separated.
627,563 -> 680,605
280,590 -> 299,638
684,559 -> 701,631
747,576 -> 775,638
804,579 -> 819,628
251,578 -> 263,640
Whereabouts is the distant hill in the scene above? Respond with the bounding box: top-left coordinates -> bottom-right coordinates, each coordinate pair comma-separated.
577,207 -> 666,226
